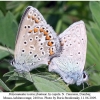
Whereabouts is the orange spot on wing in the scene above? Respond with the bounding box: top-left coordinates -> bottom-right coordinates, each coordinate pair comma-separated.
44,30 -> 48,35
46,35 -> 51,40
35,19 -> 39,23
28,29 -> 33,33
32,16 -> 39,23
40,28 -> 48,35
49,48 -> 54,56
28,15 -> 31,18
40,28 -> 44,32
48,41 -> 53,46
34,27 -> 38,33
32,16 -> 35,20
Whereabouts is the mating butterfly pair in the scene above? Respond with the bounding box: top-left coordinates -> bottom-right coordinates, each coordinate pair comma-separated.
11,6 -> 88,85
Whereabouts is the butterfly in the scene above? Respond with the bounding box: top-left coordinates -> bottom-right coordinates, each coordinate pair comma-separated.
11,6 -> 61,73
11,6 -> 88,86
49,21 -> 88,85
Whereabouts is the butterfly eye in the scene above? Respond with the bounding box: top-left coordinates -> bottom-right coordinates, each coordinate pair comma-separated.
83,71 -> 88,82
83,72 -> 86,79
10,60 -> 15,65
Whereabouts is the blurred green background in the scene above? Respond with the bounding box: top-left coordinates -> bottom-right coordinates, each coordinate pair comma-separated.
0,1 -> 100,92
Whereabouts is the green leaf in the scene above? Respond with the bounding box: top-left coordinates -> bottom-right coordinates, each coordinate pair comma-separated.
0,49 -> 9,59
12,81 -> 26,91
33,75 -> 71,92
0,11 -> 18,49
0,79 -> 11,91
5,71 -> 71,92
5,72 -> 24,82
0,2 -> 6,14
91,28 -> 100,44
0,10 -> 4,18
87,34 -> 99,60
3,71 -> 14,77
89,1 -> 100,27
56,19 -> 62,34
89,72 -> 100,86
81,85 -> 100,92
0,45 -> 14,59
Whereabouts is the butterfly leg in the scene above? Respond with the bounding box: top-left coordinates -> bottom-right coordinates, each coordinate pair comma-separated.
53,77 -> 62,82
82,82 -> 85,89
85,82 -> 90,87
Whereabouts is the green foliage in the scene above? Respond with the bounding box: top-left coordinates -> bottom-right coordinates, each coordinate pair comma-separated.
0,11 -> 17,49
0,1 -> 100,92
0,79 -> 11,91
85,1 -> 100,88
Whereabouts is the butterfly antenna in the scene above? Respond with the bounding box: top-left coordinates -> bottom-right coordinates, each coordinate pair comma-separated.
86,64 -> 96,71
87,64 -> 100,78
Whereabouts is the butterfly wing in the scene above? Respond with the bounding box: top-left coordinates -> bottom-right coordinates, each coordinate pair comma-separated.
14,6 -> 60,72
59,20 -> 87,72
49,21 -> 87,85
